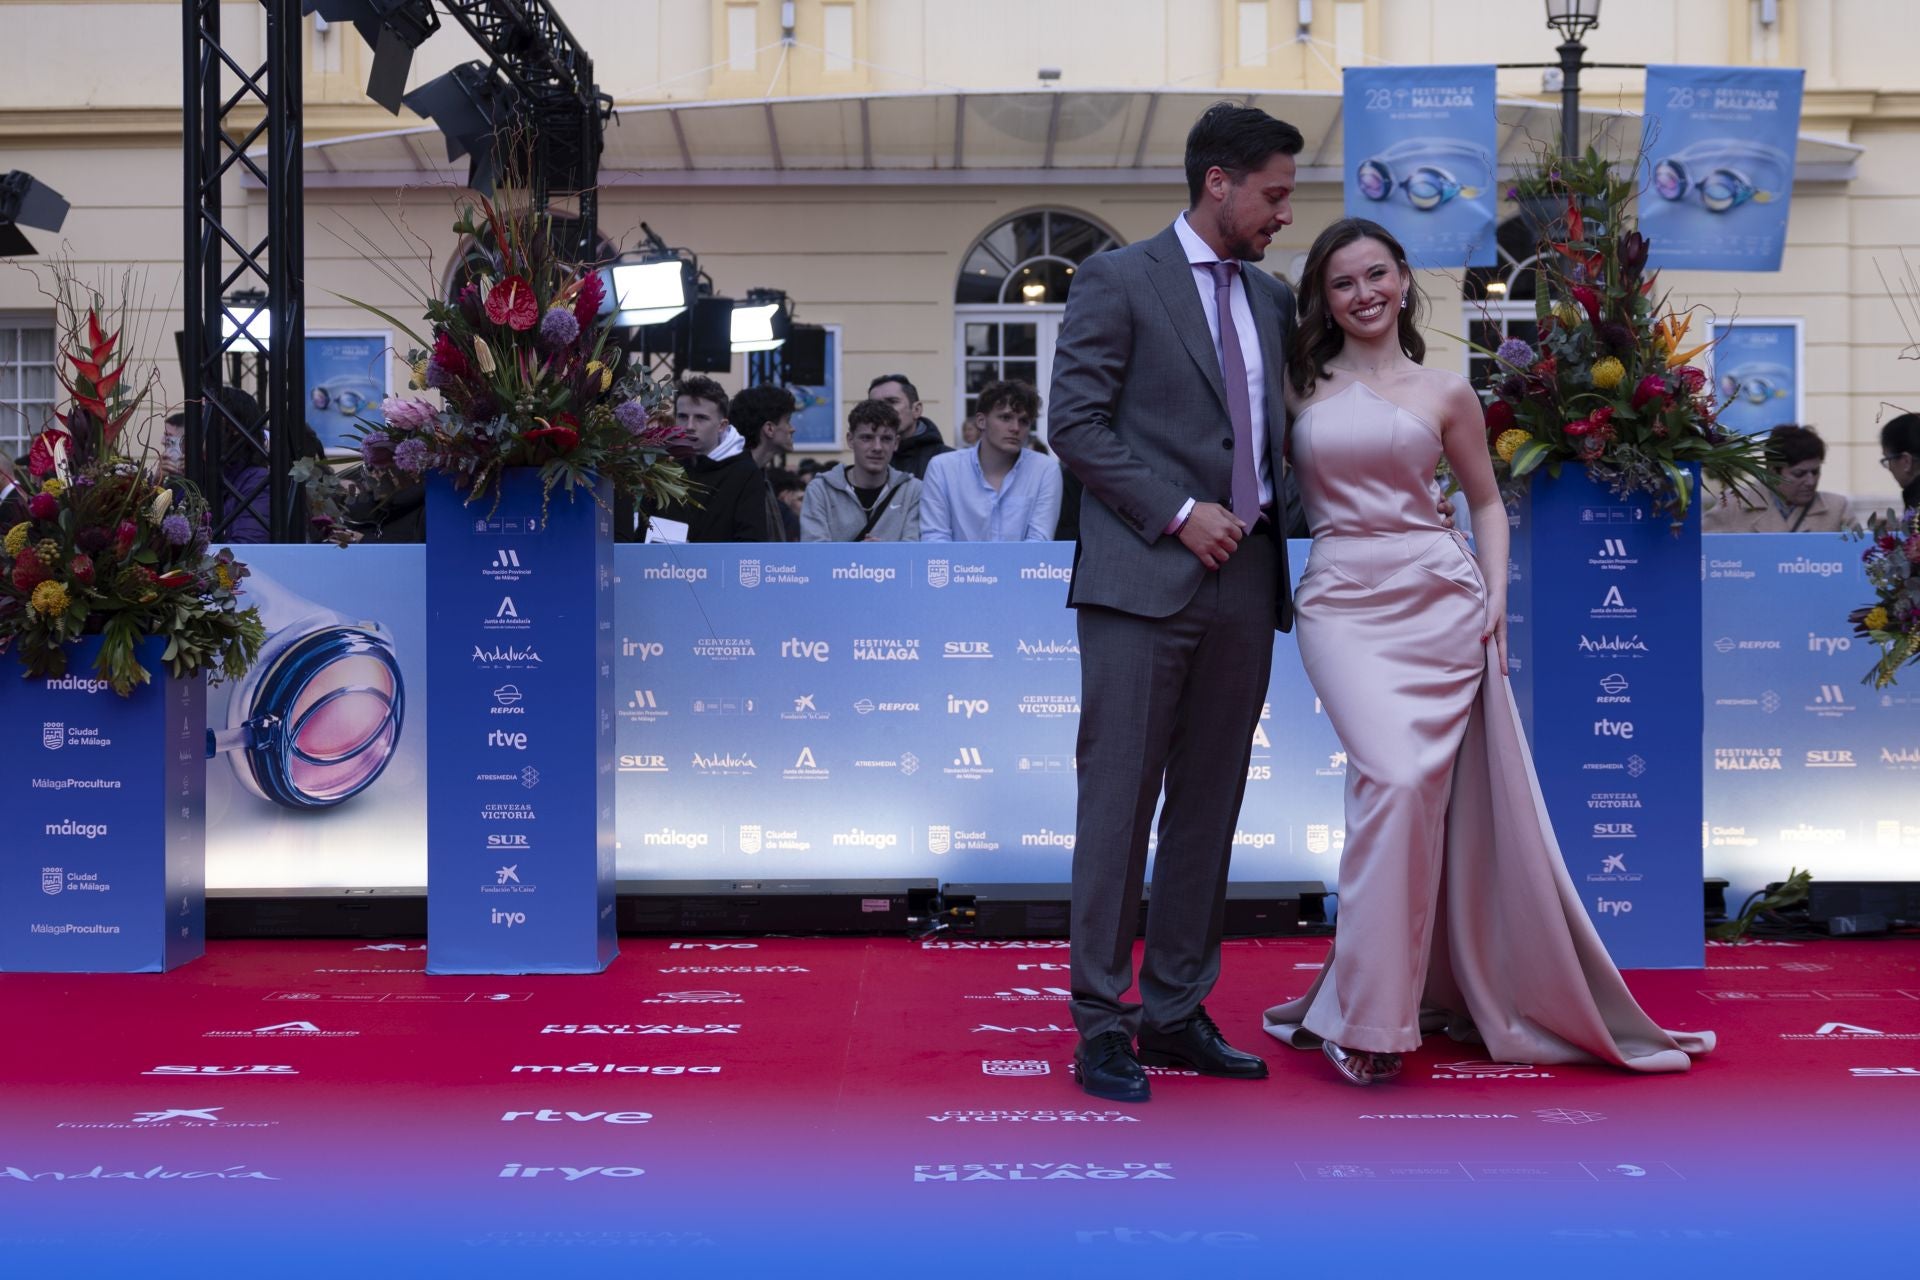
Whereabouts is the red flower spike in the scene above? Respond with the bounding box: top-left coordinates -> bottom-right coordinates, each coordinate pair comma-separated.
1571,285 -> 1603,327
70,553 -> 95,586
486,275 -> 539,331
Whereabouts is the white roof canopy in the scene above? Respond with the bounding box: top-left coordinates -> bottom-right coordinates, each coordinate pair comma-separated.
292,87 -> 1863,188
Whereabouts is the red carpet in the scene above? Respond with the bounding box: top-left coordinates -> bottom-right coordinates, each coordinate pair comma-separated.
3,934 -> 1917,1277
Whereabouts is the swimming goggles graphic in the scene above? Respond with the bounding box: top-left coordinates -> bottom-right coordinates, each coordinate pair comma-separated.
207,571 -> 405,809
1650,140 -> 1789,214
1716,361 -> 1792,407
308,376 -> 383,416
1354,138 -> 1492,212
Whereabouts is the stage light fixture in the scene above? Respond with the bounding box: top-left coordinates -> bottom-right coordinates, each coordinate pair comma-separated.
0,169 -> 70,258
403,61 -> 513,196
221,289 -> 271,354
730,291 -> 792,354
304,0 -> 441,114
608,259 -> 691,327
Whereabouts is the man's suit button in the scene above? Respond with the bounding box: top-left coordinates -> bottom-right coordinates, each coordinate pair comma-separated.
1221,437 -> 1234,450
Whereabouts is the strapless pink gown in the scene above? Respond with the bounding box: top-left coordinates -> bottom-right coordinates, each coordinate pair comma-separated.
1263,381 -> 1713,1072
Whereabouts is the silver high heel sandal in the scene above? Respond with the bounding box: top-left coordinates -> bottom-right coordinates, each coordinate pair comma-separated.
1321,1041 -> 1403,1085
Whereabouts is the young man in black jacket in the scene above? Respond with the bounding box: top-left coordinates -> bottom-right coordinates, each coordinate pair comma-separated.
867,373 -> 951,479
637,375 -> 773,543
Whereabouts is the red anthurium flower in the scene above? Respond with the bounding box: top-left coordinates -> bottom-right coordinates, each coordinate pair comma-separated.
27,428 -> 68,478
155,569 -> 195,589
1631,374 -> 1669,411
486,275 -> 539,331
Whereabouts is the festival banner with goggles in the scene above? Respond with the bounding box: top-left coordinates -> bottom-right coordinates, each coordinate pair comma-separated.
1708,319 -> 1802,436
1342,64 -> 1498,269
1640,65 -> 1804,272
203,547 -> 421,892
304,332 -> 391,452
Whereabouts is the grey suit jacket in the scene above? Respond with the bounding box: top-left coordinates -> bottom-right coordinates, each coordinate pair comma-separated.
1049,223 -> 1297,632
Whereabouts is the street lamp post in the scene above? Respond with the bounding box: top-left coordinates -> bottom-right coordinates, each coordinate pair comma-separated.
1544,0 -> 1603,160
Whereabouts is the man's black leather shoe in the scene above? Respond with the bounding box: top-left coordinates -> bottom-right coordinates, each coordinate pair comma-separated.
1073,1030 -> 1151,1102
1137,1006 -> 1269,1078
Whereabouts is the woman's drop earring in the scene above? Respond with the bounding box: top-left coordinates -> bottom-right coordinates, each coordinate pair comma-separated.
1400,293 -> 1408,310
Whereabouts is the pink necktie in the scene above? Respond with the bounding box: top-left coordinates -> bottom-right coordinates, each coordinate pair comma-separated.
1207,260 -> 1261,527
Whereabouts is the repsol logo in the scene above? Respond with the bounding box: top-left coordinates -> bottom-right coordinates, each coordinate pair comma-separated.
45,821 -> 108,839
831,565 -> 896,582
1021,829 -> 1076,849
642,565 -> 707,582
1778,558 -> 1843,577
44,675 -> 110,693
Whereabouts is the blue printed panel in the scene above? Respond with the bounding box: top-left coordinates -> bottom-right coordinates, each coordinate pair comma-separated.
1511,470 -> 1703,969
613,543 -> 1350,886
1702,534 -> 1920,892
1,636 -> 205,972
425,472 -> 616,974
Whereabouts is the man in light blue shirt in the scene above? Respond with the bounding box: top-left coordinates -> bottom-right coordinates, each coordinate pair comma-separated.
919,379 -> 1063,542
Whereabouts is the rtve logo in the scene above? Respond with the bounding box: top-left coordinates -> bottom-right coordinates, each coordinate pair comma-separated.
780,638 -> 831,662
487,730 -> 529,750
1593,718 -> 1635,739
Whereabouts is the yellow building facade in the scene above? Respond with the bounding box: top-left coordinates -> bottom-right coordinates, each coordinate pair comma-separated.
2,0 -> 1916,500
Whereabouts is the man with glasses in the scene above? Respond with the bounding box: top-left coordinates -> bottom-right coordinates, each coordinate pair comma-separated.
1880,413 -> 1920,514
866,374 -> 951,479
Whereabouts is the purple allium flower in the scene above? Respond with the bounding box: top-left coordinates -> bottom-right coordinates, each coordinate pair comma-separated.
424,358 -> 454,390
1496,338 -> 1536,368
614,399 -> 650,435
360,432 -> 395,468
392,438 -> 430,475
161,514 -> 192,546
539,306 -> 581,349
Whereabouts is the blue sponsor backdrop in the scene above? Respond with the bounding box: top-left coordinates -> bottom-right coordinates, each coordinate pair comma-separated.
193,539 -> 1914,950
424,473 -> 617,974
1342,64 -> 1497,268
1508,470 -> 1703,969
1640,65 -> 1805,272
1,636 -> 205,972
1709,319 -> 1801,436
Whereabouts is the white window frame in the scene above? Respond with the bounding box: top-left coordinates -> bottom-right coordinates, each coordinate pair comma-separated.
0,311 -> 57,463
953,307 -> 1064,442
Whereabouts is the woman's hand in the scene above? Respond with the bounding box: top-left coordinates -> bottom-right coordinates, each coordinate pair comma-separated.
1482,589 -> 1509,677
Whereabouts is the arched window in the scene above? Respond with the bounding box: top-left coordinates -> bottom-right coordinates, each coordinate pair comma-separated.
1463,214 -> 1543,391
953,209 -> 1122,435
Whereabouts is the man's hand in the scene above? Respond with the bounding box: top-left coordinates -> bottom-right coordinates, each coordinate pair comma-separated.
1178,502 -> 1245,570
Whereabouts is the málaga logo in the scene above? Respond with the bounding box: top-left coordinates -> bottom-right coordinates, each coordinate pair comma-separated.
926,559 -> 950,589
927,825 -> 952,855
41,722 -> 63,750
737,558 -> 761,588
738,824 -> 763,855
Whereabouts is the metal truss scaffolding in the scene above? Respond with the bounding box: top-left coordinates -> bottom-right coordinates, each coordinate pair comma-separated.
182,0 -> 305,543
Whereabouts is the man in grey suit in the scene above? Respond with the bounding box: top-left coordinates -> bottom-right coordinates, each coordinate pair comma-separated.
1048,103 -> 1303,1103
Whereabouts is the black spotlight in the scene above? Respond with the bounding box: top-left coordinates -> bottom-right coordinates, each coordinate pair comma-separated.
303,1 -> 441,114
403,62 -> 514,196
0,170 -> 70,259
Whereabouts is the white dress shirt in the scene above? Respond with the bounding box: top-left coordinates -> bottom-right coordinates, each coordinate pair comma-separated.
1173,212 -> 1274,517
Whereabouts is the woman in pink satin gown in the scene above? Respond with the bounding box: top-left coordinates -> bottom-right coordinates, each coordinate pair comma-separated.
1261,218 -> 1713,1084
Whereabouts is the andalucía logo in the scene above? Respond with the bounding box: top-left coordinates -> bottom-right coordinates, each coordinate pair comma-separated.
203,1021 -> 359,1039
1577,635 -> 1650,657
1,1165 -> 280,1181
913,1162 -> 1173,1181
472,644 -> 542,669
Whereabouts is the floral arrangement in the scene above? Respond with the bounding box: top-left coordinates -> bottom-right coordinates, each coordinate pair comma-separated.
1848,505 -> 1920,687
301,195 -> 694,541
0,294 -> 264,694
1479,151 -> 1772,521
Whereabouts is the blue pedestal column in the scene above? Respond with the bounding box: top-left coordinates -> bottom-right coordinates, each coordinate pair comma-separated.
1,637 -> 206,972
1508,467 -> 1704,969
425,470 -> 617,974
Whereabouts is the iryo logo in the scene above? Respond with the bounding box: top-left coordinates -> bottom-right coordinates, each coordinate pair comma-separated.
1808,632 -> 1852,655
491,909 -> 528,928
1595,897 -> 1632,917
621,639 -> 665,660
947,695 -> 990,718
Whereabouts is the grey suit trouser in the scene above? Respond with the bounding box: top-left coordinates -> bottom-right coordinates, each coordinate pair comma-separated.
1069,532 -> 1277,1041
